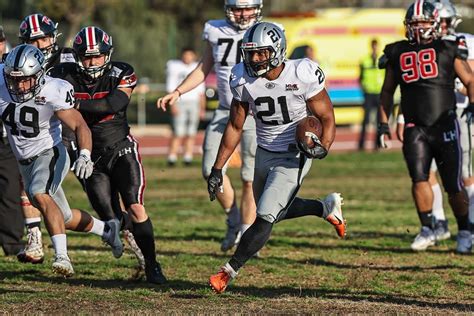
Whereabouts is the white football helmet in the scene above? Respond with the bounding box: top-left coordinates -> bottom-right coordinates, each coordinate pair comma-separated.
241,22 -> 286,77
427,0 -> 461,35
4,44 -> 45,103
225,0 -> 263,30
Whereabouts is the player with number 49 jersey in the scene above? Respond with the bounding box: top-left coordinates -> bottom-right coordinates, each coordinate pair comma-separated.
0,68 -> 74,160
381,35 -> 468,126
230,58 -> 326,152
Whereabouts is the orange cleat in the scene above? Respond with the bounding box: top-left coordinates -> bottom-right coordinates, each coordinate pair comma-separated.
209,263 -> 237,294
322,193 -> 346,238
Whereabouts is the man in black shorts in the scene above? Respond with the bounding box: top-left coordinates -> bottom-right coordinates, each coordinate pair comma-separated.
378,0 -> 473,254
50,26 -> 167,283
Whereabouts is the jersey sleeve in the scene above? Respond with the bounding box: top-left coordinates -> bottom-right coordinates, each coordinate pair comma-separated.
165,60 -> 179,93
117,64 -> 138,89
202,21 -> 212,42
455,35 -> 469,60
51,79 -> 75,112
296,58 -> 326,100
379,43 -> 395,69
229,63 -> 247,102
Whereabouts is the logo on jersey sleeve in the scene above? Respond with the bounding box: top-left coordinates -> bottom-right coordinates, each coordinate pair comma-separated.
265,82 -> 275,89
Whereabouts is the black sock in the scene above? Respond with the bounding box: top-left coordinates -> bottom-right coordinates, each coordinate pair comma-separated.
26,221 -> 41,230
132,218 -> 156,264
454,213 -> 470,231
280,197 -> 324,221
417,210 -> 434,229
229,217 -> 273,272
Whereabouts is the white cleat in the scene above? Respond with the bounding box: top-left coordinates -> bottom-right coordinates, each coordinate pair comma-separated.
52,254 -> 74,277
322,193 -> 346,238
411,226 -> 436,251
433,220 -> 451,241
17,227 -> 44,264
103,219 -> 124,258
456,230 -> 472,254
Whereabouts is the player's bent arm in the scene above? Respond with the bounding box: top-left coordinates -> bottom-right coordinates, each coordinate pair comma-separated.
454,58 -> 474,102
213,98 -> 249,169
76,87 -> 132,114
306,89 -> 335,150
157,42 -> 214,110
56,108 -> 92,152
379,66 -> 397,124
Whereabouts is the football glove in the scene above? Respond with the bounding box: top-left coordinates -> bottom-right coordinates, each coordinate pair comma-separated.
297,134 -> 328,159
207,167 -> 223,201
377,122 -> 391,149
462,103 -> 474,121
71,149 -> 94,179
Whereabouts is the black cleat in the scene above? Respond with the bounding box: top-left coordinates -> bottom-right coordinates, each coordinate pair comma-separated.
145,262 -> 167,285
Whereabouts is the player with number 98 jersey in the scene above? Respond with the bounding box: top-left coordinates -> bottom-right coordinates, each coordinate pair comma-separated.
230,58 -> 326,152
382,35 -> 468,126
0,66 -> 74,160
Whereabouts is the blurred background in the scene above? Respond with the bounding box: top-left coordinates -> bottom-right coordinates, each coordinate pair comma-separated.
0,0 -> 473,127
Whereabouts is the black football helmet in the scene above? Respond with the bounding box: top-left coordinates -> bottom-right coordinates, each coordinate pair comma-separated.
18,14 -> 59,61
404,0 -> 440,44
73,26 -> 113,79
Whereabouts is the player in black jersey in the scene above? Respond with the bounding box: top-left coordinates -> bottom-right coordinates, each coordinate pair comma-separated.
50,26 -> 167,284
378,0 -> 474,254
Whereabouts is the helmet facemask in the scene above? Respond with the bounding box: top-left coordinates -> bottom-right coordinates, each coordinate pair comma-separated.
405,18 -> 439,44
225,5 -> 262,30
5,71 -> 45,103
77,50 -> 113,80
242,46 -> 278,77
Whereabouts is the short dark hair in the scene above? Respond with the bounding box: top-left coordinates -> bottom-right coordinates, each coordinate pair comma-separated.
181,47 -> 195,54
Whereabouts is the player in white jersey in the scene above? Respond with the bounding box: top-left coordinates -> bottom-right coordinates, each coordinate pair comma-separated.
206,22 -> 346,294
0,45 -> 123,276
166,47 -> 206,166
158,0 -> 264,252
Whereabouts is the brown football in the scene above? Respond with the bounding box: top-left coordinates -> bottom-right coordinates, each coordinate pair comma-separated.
295,116 -> 323,149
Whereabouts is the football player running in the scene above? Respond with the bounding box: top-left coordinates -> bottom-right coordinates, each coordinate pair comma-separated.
157,0 -> 263,253
50,27 -> 166,284
0,45 -> 123,276
378,0 -> 473,254
207,22 -> 346,294
15,14 -> 146,273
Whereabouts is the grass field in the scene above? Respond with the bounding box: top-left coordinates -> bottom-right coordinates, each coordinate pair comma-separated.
0,151 -> 473,313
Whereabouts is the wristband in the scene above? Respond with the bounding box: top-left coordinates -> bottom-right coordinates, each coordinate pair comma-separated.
175,88 -> 182,97
79,149 -> 91,158
397,114 -> 405,124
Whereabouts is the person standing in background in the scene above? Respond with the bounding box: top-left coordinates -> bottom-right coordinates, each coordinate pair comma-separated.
358,38 -> 385,151
0,26 -> 25,256
166,47 -> 206,166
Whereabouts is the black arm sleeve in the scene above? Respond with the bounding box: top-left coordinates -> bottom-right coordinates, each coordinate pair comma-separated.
77,89 -> 130,114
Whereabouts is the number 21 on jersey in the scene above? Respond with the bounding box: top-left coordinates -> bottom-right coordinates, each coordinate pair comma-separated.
400,48 -> 438,83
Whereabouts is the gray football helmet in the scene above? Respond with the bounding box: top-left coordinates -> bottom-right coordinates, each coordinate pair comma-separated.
225,0 -> 263,30
4,44 -> 45,103
427,0 -> 461,35
241,22 -> 286,77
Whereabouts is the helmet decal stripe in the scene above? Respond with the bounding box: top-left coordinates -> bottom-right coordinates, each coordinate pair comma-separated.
13,45 -> 27,70
415,0 -> 423,18
247,24 -> 258,44
29,14 -> 41,35
86,27 -> 96,51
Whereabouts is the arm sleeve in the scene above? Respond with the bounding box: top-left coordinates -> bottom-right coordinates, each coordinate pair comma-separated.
52,80 -> 75,112
77,89 -> 130,114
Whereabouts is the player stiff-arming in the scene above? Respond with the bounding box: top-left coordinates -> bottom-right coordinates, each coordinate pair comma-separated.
207,22 -> 346,294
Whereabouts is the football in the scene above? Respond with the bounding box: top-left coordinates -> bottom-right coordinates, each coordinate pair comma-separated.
295,116 -> 323,148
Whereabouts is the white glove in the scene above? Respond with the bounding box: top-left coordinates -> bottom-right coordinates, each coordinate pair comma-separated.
71,149 -> 94,179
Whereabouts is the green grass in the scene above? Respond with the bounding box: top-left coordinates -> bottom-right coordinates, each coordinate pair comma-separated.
1,151 -> 473,313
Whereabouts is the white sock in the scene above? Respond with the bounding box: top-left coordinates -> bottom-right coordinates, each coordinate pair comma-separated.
88,217 -> 105,236
465,184 -> 474,224
223,262 -> 238,278
240,223 -> 251,236
167,154 -> 177,162
184,154 -> 193,162
25,217 -> 41,225
431,183 -> 446,221
51,234 -> 68,256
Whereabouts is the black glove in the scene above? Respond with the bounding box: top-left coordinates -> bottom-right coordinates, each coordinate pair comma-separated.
377,122 -> 391,149
297,135 -> 328,159
207,167 -> 223,201
462,103 -> 474,118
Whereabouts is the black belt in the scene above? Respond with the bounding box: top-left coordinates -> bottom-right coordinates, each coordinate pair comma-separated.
258,143 -> 299,154
19,154 -> 40,165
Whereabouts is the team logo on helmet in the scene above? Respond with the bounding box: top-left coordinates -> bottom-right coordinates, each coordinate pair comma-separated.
74,35 -> 83,45
103,33 -> 111,45
19,21 -> 28,31
42,16 -> 52,25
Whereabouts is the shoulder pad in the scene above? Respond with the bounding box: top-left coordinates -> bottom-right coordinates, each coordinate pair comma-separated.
455,35 -> 469,60
110,62 -> 134,76
443,34 -> 458,42
295,58 -> 324,84
229,63 -> 247,89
